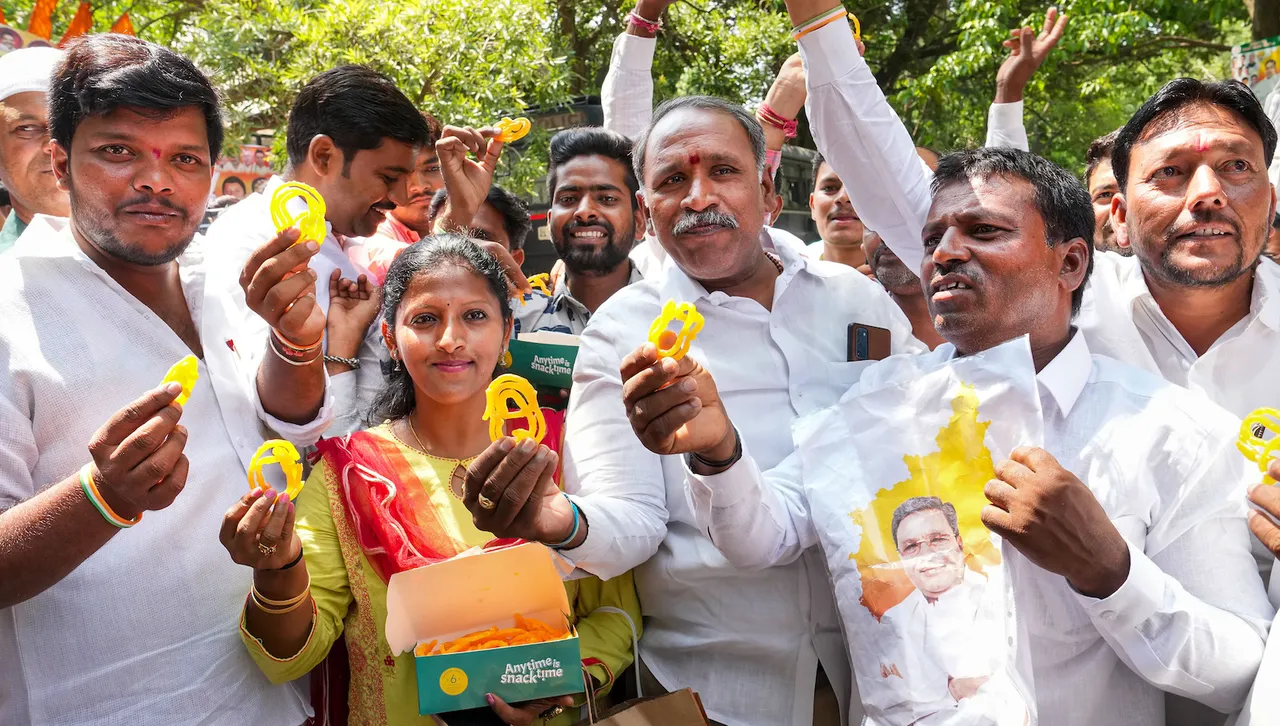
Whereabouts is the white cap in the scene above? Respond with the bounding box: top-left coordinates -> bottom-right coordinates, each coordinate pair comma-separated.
0,47 -> 64,103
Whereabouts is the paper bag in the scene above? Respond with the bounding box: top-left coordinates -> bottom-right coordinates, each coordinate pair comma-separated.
570,689 -> 710,726
795,337 -> 1044,725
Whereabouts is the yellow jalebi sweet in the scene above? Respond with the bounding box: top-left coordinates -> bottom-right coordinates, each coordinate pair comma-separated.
483,374 -> 546,443
647,300 -> 704,361
269,181 -> 327,245
850,12 -> 861,41
247,439 -> 306,500
527,273 -> 551,296
161,355 -> 199,407
1238,408 -> 1280,485
495,117 -> 532,143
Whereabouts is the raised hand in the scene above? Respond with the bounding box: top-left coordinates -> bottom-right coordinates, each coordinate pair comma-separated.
620,342 -> 733,462
463,438 -> 577,543
325,271 -> 381,369
240,228 -> 326,348
86,383 -> 191,520
434,125 -> 505,233
219,489 -> 302,571
995,7 -> 1069,103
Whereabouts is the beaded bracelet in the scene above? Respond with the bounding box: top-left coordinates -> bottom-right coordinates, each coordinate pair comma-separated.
79,463 -> 142,528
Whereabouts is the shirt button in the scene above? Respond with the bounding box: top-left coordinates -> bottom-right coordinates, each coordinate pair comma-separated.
1100,611 -> 1117,621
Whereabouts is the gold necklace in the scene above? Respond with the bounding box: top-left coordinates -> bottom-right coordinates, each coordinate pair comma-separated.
395,417 -> 471,500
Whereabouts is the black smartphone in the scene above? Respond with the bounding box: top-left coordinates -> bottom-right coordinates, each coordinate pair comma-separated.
848,323 -> 891,362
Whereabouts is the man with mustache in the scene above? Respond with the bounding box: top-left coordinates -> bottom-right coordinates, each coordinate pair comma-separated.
0,46 -> 69,253
792,2 -> 1280,595
463,95 -> 923,726
687,142 -> 1272,725
863,228 -> 943,349
804,152 -> 871,272
206,66 -> 432,435
1083,130 -> 1133,257
0,34 -> 331,724
353,111 -> 443,284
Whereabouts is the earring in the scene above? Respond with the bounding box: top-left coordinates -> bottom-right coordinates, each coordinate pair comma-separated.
501,349 -> 513,368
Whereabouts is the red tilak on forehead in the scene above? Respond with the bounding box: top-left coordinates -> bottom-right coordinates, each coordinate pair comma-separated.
688,153 -> 701,165
1196,133 -> 1207,152
152,148 -> 162,159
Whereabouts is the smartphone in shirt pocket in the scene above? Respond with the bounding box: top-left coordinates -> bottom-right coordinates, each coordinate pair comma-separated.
848,323 -> 891,362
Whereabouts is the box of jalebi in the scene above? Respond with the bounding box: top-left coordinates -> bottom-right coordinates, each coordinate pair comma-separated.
384,542 -> 581,715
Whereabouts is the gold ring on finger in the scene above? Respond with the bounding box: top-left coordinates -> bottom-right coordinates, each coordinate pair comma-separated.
478,494 -> 497,510
258,542 -> 277,557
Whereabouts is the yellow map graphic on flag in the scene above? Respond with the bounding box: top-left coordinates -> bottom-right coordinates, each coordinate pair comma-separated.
849,384 -> 1002,619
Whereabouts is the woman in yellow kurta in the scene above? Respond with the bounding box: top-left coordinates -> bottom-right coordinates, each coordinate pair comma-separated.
220,236 -> 641,725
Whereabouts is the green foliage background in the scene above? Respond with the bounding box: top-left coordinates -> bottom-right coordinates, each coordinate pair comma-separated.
0,0 -> 1256,191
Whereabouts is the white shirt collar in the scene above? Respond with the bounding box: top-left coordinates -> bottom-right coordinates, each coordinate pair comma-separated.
654,226 -> 818,304
1035,329 -> 1092,417
932,330 -> 1091,418
1113,250 -> 1280,334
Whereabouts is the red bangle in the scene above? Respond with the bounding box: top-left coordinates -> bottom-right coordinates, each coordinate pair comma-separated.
757,102 -> 798,139
627,10 -> 661,34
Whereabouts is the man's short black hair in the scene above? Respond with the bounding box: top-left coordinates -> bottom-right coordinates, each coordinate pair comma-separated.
50,34 -> 224,160
811,151 -> 827,179
1084,129 -> 1120,186
932,147 -> 1095,316
632,96 -> 766,184
1112,78 -> 1278,190
285,66 -> 431,171
428,185 -> 531,251
891,496 -> 960,548
546,127 -> 639,209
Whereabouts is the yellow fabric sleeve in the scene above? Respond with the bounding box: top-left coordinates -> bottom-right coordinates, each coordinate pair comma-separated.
568,571 -> 643,697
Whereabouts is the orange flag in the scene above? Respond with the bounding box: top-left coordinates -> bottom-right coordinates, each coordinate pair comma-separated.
110,13 -> 134,35
26,0 -> 59,39
0,8 -> 7,25
58,2 -> 93,47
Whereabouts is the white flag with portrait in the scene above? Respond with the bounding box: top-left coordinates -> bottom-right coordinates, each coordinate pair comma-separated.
795,337 -> 1043,725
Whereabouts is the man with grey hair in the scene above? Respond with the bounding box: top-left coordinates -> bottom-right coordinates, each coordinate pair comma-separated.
464,94 -> 925,726
0,46 -> 69,253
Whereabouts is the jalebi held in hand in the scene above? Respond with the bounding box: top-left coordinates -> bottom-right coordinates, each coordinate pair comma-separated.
414,614 -> 565,656
483,374 -> 546,443
648,299 -> 705,361
495,117 -> 532,143
161,355 -> 199,407
527,273 -> 551,296
1238,408 -> 1280,485
269,181 -> 327,245
247,439 -> 306,500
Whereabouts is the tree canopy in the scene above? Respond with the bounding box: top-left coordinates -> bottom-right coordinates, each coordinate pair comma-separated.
1,0 -> 1262,189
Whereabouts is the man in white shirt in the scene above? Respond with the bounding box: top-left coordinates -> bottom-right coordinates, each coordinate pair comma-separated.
463,95 -> 924,726
690,139 -> 1273,725
206,65 -> 433,435
0,35 -> 333,725
791,0 -> 1280,619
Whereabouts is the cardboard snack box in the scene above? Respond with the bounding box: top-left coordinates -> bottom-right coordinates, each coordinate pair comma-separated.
385,542 -> 583,715
508,331 -> 579,390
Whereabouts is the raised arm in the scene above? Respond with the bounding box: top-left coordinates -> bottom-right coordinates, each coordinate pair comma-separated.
601,0 -> 674,138
784,0 -> 932,275
985,7 -> 1069,150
